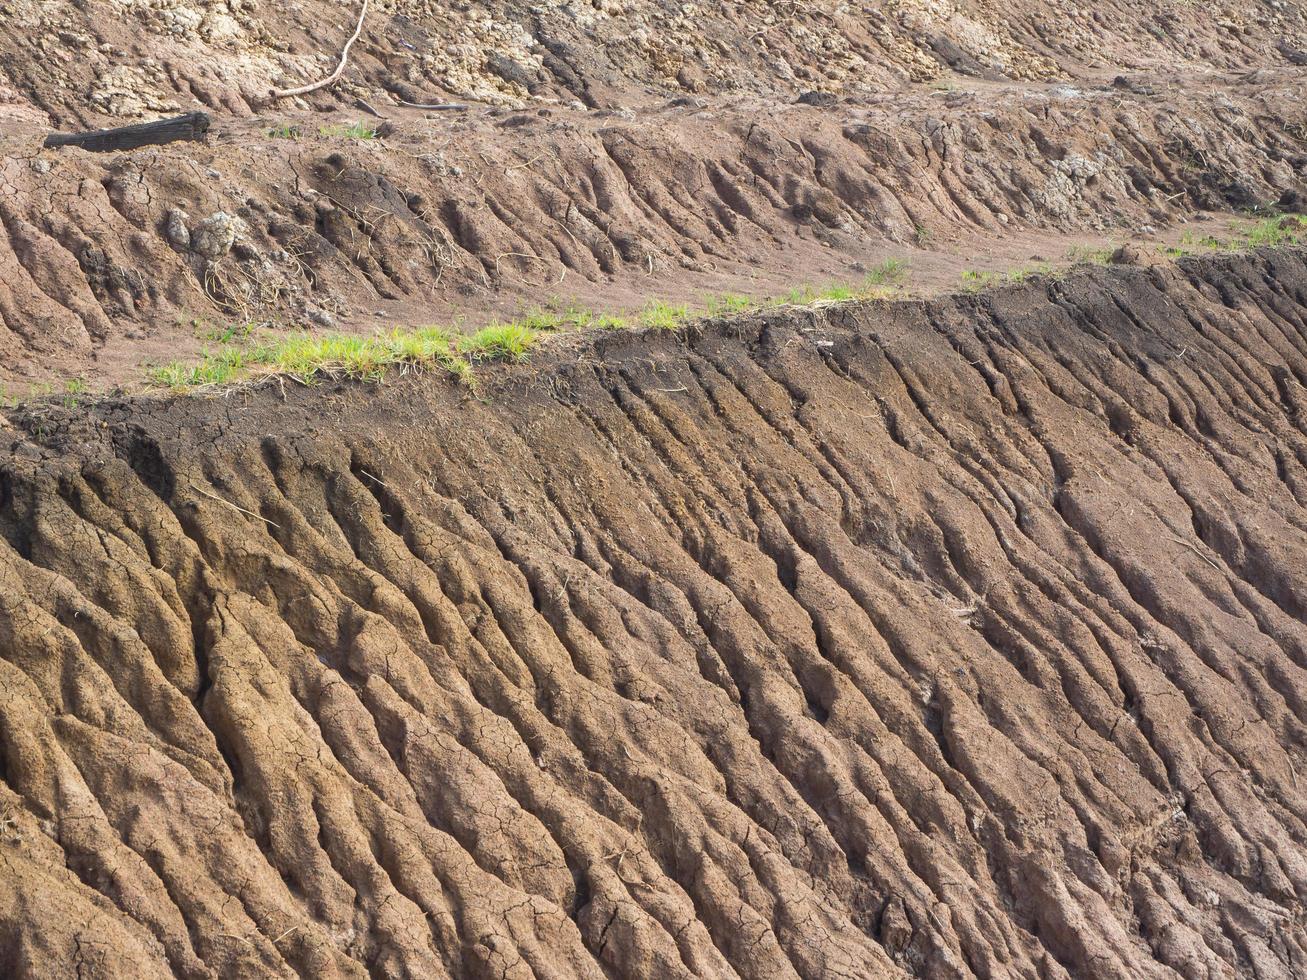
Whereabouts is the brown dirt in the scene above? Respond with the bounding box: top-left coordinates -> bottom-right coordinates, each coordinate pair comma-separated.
4,3 -> 1307,978
2,252 -> 1307,977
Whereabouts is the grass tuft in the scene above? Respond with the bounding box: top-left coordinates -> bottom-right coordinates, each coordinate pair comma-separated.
864,257 -> 909,286
149,325 -> 476,391
639,300 -> 691,330
458,322 -> 538,360
318,121 -> 378,140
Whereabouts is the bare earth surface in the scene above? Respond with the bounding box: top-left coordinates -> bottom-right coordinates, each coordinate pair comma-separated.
3,254 -> 1307,978
2,1 -> 1307,978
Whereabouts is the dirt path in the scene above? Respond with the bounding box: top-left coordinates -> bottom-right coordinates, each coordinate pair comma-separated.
2,252 -> 1306,977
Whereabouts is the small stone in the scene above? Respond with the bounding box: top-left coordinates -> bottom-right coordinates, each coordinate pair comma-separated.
190,211 -> 245,259
1110,243 -> 1163,267
797,90 -> 838,107
164,208 -> 191,249
306,307 -> 336,329
486,53 -> 533,89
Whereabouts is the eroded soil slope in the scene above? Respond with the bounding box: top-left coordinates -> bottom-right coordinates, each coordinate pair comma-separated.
1,252 -> 1305,977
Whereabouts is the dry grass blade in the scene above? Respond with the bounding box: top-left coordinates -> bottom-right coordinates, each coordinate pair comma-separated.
190,484 -> 281,528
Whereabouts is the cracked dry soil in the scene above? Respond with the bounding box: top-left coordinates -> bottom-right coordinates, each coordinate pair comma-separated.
0,254 -> 1306,977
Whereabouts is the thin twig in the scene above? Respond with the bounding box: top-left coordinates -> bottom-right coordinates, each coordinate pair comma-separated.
1170,534 -> 1220,570
191,484 -> 281,528
507,153 -> 545,173
270,0 -> 369,100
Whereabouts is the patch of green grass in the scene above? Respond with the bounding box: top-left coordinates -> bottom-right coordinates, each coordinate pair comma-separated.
149,345 -> 248,388
201,320 -> 259,345
774,283 -> 857,306
318,120 -> 377,140
267,123 -> 301,139
149,325 -> 476,391
507,303 -> 631,333
1244,214 -> 1307,248
962,263 -> 1055,292
864,257 -> 909,287
143,262 -> 923,393
458,322 -> 538,360
1161,215 -> 1307,257
638,300 -> 691,330
62,376 -> 87,408
705,292 -> 754,316
961,269 -> 1000,292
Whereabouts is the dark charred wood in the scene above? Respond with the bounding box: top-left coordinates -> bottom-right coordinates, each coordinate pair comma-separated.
43,112 -> 211,153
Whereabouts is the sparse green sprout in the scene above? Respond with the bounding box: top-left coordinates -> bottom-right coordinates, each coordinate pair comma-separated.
819,284 -> 856,301
961,262 -> 1056,292
149,325 -> 475,391
318,120 -> 378,140
864,257 -> 909,286
705,293 -> 754,316
1163,215 -> 1307,256
149,354 -> 243,390
777,284 -> 848,305
1244,214 -> 1307,248
639,300 -> 691,330
1066,245 -> 1114,265
267,123 -> 301,139
141,260 -> 928,393
61,376 -> 87,408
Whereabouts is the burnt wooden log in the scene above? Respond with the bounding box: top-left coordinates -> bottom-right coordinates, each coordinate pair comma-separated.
43,111 -> 211,153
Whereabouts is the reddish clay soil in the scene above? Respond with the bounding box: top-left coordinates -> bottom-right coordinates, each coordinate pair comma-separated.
2,253 -> 1307,977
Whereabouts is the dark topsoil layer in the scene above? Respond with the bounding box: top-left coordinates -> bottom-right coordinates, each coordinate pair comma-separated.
1,251 -> 1306,977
